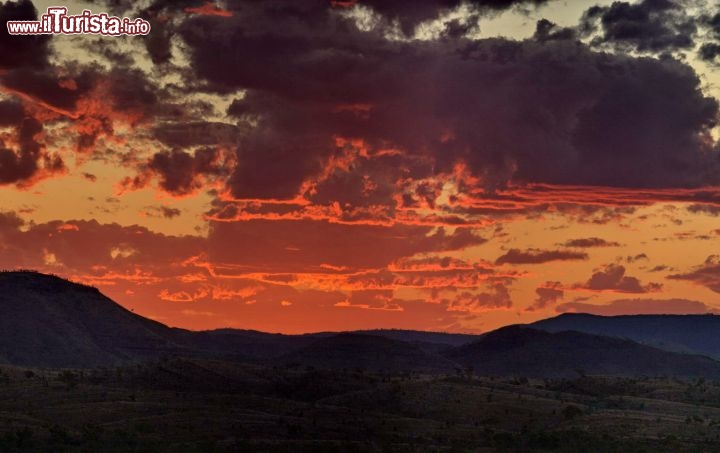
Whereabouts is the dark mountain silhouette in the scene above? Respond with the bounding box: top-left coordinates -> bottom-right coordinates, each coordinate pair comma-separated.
3,271 -> 720,379
0,272 -> 474,367
531,313 -> 720,358
279,332 -> 457,372
445,325 -> 720,378
171,328 -> 318,361
173,328 -> 476,361
0,271 -> 182,367
0,271 -> 306,366
353,329 -> 477,354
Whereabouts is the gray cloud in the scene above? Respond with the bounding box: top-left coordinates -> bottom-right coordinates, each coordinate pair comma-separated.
527,281 -> 564,311
176,3 -> 718,204
561,237 -> 621,248
668,255 -> 720,293
496,248 -> 588,265
557,297 -> 714,315
581,0 -> 696,53
577,264 -> 662,293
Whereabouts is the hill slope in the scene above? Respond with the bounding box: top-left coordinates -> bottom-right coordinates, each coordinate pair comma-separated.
3,271 -> 720,379
0,272 -> 474,368
280,333 -> 458,372
354,329 -> 477,353
531,313 -> 720,358
445,325 -> 720,378
0,271 -> 181,367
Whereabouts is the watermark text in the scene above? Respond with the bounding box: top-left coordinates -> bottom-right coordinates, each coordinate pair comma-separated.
7,7 -> 151,36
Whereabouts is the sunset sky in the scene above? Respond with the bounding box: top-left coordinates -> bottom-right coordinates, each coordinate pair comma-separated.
1,0 -> 720,333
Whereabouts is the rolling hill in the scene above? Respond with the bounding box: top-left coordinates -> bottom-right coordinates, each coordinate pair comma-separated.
279,332 -> 457,372
445,325 -> 720,378
2,270 -> 720,379
0,271 -> 473,368
0,271 -> 183,367
531,313 -> 720,358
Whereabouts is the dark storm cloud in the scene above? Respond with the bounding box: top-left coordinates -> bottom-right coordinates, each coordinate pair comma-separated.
626,253 -> 649,263
565,55 -> 716,188
225,92 -> 339,199
581,0 -> 697,52
707,10 -> 720,32
144,206 -> 182,219
0,213 -> 204,274
93,0 -> 204,64
142,15 -> 173,65
309,152 -> 415,208
1,3 -> 142,120
0,116 -> 41,176
699,43 -> 720,62
687,204 -> 720,216
700,10 -> 720,54
561,237 -> 621,248
527,281 -> 564,311
17,65 -> 161,153
175,1 -> 718,203
1,66 -> 157,154
160,207 -> 182,218
147,148 -> 229,196
106,68 -> 158,113
0,68 -> 95,112
0,100 -> 23,126
0,2 -> 96,114
556,297 -> 714,315
208,221 -> 486,271
0,32 -> 69,187
0,116 -> 64,185
577,264 -> 661,293
495,248 -> 588,265
346,289 -> 397,310
447,283 -> 513,312
73,67 -> 160,154
153,122 -> 238,148
534,18 -> 576,42
351,0 -> 550,35
0,0 -> 50,69
668,255 -> 720,293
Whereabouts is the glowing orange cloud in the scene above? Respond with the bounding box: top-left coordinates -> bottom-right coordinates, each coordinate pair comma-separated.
185,2 -> 233,17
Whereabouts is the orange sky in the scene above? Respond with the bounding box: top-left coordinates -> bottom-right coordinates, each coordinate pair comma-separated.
1,0 -> 719,333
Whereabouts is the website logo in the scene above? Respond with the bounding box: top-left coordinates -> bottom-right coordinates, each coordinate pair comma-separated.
7,6 -> 151,36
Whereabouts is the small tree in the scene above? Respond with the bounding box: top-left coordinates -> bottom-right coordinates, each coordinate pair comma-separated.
562,405 -> 583,420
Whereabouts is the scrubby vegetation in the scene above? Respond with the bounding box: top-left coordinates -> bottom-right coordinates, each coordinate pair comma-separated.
1,360 -> 720,451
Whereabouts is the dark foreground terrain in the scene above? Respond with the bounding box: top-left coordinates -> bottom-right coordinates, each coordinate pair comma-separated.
2,359 -> 720,452
3,272 -> 720,451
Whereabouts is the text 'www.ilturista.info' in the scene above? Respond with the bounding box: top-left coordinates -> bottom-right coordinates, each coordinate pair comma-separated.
6,7 -> 151,36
